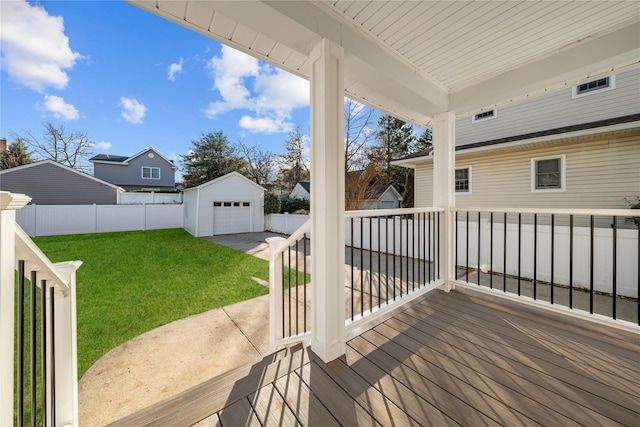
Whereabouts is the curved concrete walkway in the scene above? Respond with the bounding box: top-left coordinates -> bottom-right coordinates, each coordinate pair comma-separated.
79,232 -> 281,426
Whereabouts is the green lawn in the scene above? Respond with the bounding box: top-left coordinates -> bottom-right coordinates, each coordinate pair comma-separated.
33,228 -> 269,377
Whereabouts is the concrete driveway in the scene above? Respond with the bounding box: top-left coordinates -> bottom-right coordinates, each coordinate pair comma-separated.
203,231 -> 287,260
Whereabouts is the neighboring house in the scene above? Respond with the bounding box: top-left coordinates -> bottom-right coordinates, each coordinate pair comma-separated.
183,172 -> 265,237
394,68 -> 640,212
90,147 -> 178,191
290,180 -> 403,209
0,160 -> 123,205
289,181 -> 310,199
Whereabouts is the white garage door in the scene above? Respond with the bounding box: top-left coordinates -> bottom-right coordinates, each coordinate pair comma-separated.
213,201 -> 252,235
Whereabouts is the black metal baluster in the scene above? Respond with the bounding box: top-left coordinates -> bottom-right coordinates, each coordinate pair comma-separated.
551,214 -> 555,305
400,216 -> 404,296
17,260 -> 25,426
385,216 -> 389,303
590,215 -> 594,314
422,213 -> 426,286
569,215 -> 574,309
295,238 -> 299,335
533,213 -> 537,300
637,222 -> 639,326
30,270 -> 37,427
437,212 -> 441,279
287,246 -> 292,337
405,215 -> 409,294
41,280 -> 47,426
377,217 -> 381,308
360,217 -> 364,315
490,212 -> 494,289
477,211 -> 481,286
369,217 -> 373,311
466,211 -> 470,281
517,213 -> 522,296
455,211 -> 459,280
351,218 -> 354,321
427,212 -> 431,283
303,233 -> 307,332
393,215 -> 397,300
503,212 -> 507,292
612,216 -> 617,320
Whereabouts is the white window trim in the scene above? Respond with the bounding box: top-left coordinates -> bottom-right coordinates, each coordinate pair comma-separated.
455,166 -> 472,195
471,109 -> 497,123
531,155 -> 566,193
571,75 -> 616,99
141,166 -> 161,180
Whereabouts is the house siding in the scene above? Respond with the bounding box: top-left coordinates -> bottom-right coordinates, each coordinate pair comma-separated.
93,149 -> 176,190
456,68 -> 640,146
413,129 -> 640,210
0,162 -> 118,204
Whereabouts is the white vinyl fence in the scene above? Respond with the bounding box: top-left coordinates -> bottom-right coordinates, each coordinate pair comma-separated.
117,192 -> 182,204
266,213 -> 310,235
455,220 -> 638,299
17,204 -> 184,236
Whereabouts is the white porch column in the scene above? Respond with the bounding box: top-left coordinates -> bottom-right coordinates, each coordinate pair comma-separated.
432,112 -> 456,291
0,192 -> 31,425
309,38 -> 346,362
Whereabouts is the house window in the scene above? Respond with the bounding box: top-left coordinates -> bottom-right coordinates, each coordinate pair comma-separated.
142,167 -> 160,180
455,167 -> 471,193
572,75 -> 615,98
532,155 -> 565,191
472,109 -> 497,123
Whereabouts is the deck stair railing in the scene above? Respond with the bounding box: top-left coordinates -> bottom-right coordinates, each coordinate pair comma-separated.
453,207 -> 639,326
268,207 -> 445,350
1,191 -> 81,427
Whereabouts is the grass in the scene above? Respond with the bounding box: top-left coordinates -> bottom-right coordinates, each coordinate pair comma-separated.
33,228 -> 269,378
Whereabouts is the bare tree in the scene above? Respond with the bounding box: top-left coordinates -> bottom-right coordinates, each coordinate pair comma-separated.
344,98 -> 380,210
24,122 -> 95,172
236,139 -> 276,187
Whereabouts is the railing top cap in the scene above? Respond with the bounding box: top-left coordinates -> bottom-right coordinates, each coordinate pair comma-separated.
0,191 -> 31,211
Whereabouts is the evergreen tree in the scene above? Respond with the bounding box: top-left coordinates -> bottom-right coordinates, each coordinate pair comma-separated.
415,127 -> 433,152
0,137 -> 33,169
372,114 -> 416,193
401,169 -> 415,208
180,131 -> 246,188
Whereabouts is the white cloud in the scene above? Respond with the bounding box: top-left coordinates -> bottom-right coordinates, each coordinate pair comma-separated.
0,0 -> 81,92
93,141 -> 111,150
204,45 -> 309,133
39,95 -> 79,120
167,58 -> 184,81
120,97 -> 147,124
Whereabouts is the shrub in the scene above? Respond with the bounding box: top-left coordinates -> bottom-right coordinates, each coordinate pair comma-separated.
264,192 -> 281,214
280,196 -> 310,213
624,197 -> 640,227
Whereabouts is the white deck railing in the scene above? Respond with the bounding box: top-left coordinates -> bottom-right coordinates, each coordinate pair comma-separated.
1,192 -> 81,427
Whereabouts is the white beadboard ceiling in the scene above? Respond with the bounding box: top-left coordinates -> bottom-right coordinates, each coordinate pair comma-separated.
127,0 -> 640,127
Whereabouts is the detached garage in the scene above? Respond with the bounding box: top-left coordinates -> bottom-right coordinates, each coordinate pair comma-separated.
183,172 -> 265,237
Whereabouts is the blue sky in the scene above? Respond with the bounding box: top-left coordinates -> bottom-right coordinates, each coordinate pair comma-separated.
0,0 -> 313,179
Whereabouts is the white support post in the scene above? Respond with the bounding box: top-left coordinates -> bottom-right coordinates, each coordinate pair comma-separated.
52,261 -> 82,427
0,192 -> 31,426
267,236 -> 286,351
309,38 -> 346,363
432,112 -> 456,291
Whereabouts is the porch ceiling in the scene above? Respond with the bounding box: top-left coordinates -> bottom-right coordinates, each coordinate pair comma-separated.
127,0 -> 640,127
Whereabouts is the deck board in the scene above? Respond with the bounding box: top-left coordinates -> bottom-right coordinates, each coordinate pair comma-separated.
108,287 -> 640,427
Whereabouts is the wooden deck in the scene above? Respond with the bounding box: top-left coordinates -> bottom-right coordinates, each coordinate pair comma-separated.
109,287 -> 640,426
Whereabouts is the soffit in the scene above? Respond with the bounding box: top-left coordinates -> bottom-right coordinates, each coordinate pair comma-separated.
127,0 -> 640,127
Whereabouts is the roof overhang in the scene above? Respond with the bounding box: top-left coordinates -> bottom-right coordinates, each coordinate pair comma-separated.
127,1 -> 640,128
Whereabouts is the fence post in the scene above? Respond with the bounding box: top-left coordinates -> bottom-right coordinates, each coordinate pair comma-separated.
51,261 -> 82,427
267,237 -> 286,351
0,192 -> 31,426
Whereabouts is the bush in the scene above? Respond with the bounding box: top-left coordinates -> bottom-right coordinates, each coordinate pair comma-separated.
280,197 -> 310,213
264,192 -> 281,214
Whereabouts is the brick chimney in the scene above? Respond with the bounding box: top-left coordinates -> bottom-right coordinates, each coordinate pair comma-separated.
0,138 -> 7,152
